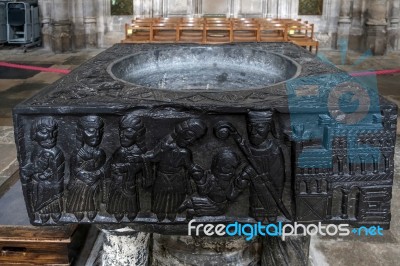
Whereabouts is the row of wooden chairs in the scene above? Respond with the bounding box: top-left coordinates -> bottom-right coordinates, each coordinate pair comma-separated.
122,17 -> 319,53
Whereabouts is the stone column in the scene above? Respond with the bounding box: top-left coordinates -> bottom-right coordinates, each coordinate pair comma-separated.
388,0 -> 400,50
348,0 -> 364,51
337,0 -> 352,52
83,0 -> 97,48
366,0 -> 389,55
152,234 -> 261,265
51,0 -> 72,52
38,0 -> 52,49
278,0 -> 291,18
71,0 -> 85,50
316,0 -> 338,49
101,228 -> 150,266
96,0 -> 107,48
266,0 -> 277,18
134,0 -> 152,18
261,235 -> 311,266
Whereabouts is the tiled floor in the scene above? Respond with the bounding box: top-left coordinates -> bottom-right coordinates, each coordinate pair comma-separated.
0,47 -> 104,126
0,46 -> 399,265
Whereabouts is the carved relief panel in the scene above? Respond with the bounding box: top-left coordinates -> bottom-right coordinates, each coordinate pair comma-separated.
16,110 -> 296,226
16,106 -> 396,228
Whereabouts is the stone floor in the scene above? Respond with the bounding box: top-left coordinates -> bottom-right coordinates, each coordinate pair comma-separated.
0,45 -> 399,265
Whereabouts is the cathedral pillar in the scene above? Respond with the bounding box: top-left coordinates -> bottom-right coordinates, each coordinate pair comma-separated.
71,0 -> 85,50
83,0 -> 97,48
337,0 -> 353,51
38,0 -> 52,49
366,0 -> 389,55
134,0 -> 152,18
388,0 -> 400,50
51,0 -> 72,52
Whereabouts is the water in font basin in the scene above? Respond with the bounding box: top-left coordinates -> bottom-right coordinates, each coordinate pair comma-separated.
108,46 -> 300,91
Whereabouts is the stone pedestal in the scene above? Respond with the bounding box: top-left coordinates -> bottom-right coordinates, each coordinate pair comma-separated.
101,228 -> 150,266
366,24 -> 388,55
51,21 -> 72,53
261,235 -> 311,266
98,231 -> 309,265
84,17 -> 98,48
152,234 -> 260,265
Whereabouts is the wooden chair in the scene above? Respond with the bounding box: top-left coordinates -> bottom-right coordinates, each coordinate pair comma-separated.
182,17 -> 205,23
204,21 -> 232,43
157,17 -> 182,23
132,17 -> 154,23
257,18 -> 281,24
178,22 -> 205,43
258,22 -> 287,42
232,20 -> 259,42
152,22 -> 179,43
205,17 -> 229,24
123,21 -> 152,43
287,22 -> 319,53
231,18 -> 257,23
277,18 -> 302,24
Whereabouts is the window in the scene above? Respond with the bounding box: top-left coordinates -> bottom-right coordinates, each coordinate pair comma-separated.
298,0 -> 323,15
111,0 -> 133,16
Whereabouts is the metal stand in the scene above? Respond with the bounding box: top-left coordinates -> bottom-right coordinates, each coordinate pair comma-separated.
6,1 -> 41,52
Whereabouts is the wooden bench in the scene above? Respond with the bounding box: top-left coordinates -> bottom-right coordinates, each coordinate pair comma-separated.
122,17 -> 319,53
0,172 -> 88,265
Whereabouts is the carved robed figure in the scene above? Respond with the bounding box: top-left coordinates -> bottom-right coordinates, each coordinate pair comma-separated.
67,115 -> 106,222
243,111 -> 286,222
145,118 -> 207,222
106,114 -> 149,222
21,117 -> 65,223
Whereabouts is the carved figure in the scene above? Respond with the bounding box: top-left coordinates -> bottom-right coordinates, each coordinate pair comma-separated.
145,119 -> 207,221
214,110 -> 289,223
244,111 -> 286,222
107,114 -> 148,222
180,149 -> 246,218
21,117 -> 64,223
67,116 -> 106,221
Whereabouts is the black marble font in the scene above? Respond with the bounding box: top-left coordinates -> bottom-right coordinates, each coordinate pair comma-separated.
13,43 -> 397,231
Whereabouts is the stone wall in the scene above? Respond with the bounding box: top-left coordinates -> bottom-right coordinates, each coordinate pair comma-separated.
38,0 -> 400,55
